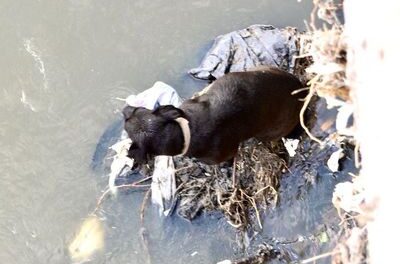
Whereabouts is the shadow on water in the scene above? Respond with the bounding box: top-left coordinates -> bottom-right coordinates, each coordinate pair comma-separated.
91,117 -> 124,171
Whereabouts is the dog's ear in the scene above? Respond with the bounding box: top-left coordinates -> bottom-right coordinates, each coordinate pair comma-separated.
122,106 -> 136,120
153,105 -> 185,120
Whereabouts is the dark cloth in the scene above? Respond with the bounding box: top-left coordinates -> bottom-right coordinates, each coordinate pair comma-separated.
188,24 -> 299,80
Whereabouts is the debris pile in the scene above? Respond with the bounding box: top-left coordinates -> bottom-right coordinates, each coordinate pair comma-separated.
174,139 -> 285,229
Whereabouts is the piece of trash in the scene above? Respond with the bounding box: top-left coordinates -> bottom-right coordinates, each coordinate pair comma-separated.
327,148 -> 344,172
125,81 -> 181,110
282,138 -> 300,157
108,138 -> 133,194
217,260 -> 232,264
332,180 -> 364,215
306,62 -> 344,75
324,95 -> 346,109
189,24 -> 298,80
163,208 -> 171,217
191,251 -> 198,257
151,155 -> 177,215
110,137 -> 132,156
318,231 -> 329,243
107,81 -> 181,213
68,216 -> 104,262
336,103 -> 354,136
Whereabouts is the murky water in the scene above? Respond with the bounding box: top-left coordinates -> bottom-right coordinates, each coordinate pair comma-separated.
0,1 -> 319,263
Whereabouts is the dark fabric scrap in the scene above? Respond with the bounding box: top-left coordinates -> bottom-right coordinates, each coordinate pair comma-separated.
188,24 -> 299,80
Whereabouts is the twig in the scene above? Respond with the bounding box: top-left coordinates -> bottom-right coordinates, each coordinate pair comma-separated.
240,190 -> 263,230
175,165 -> 193,173
92,176 -> 152,215
255,185 -> 278,207
114,176 -> 152,189
140,188 -> 152,223
227,220 -> 242,229
299,78 -> 324,145
301,250 -> 339,263
254,185 -> 275,197
140,227 -> 152,264
338,212 -> 357,226
292,87 -> 310,95
282,163 -> 293,175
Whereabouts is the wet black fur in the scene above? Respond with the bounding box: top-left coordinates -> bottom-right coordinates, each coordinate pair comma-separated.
123,67 -> 304,165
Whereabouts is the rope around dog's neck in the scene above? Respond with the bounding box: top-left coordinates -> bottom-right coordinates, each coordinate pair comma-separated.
174,117 -> 191,155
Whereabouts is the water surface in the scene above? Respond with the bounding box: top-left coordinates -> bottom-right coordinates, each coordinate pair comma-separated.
0,1 -> 315,263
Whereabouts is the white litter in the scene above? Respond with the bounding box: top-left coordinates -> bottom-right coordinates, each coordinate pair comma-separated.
217,260 -> 232,264
125,81 -> 181,110
108,81 -> 181,215
282,138 -> 300,157
151,155 -> 177,216
108,137 -> 133,194
327,148 -> 344,172
332,179 -> 365,215
336,103 -> 354,137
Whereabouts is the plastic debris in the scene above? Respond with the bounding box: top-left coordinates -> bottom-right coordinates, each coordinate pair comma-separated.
332,179 -> 365,215
125,81 -> 181,110
336,103 -> 354,136
109,81 -> 181,214
150,155 -> 176,215
68,217 -> 104,262
282,138 -> 300,157
189,24 -> 298,80
327,148 -> 344,172
217,260 -> 232,264
108,137 -> 133,194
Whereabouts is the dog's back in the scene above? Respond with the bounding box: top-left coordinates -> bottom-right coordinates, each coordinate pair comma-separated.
181,67 -> 304,163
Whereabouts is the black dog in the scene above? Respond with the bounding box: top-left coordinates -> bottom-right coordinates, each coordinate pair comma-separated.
123,67 -> 304,165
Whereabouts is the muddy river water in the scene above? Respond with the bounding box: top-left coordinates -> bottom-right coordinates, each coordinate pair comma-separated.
0,1 -> 344,263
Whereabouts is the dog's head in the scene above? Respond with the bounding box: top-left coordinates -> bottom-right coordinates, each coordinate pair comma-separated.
122,105 -> 186,164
